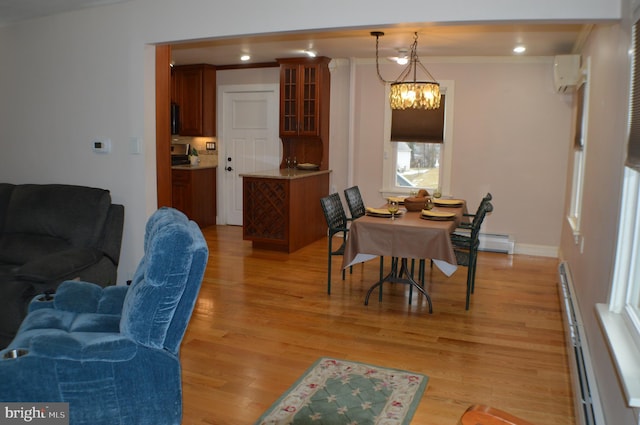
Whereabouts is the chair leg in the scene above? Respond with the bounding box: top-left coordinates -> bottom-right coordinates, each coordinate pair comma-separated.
327,239 -> 333,295
470,252 -> 478,294
465,254 -> 478,310
465,267 -> 472,310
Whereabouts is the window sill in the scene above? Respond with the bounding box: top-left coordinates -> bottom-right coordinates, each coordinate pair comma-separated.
596,303 -> 640,407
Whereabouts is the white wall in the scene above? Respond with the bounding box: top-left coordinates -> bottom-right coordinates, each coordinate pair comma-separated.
560,20 -> 636,425
351,59 -> 572,251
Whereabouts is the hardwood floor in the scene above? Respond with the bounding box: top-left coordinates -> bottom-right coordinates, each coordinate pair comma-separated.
180,225 -> 574,425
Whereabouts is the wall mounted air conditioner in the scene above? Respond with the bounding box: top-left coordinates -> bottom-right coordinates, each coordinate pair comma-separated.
554,55 -> 582,93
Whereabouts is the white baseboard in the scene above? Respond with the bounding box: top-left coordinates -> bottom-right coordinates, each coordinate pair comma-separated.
478,233 -> 515,254
513,243 -> 559,258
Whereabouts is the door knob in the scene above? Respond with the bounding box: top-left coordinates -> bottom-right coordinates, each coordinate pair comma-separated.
226,166 -> 233,171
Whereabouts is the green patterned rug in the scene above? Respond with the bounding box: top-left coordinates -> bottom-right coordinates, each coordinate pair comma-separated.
254,357 -> 428,425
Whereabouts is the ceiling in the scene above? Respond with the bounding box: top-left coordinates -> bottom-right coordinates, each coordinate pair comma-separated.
0,1 -> 589,66
171,24 -> 590,67
0,0 -> 129,27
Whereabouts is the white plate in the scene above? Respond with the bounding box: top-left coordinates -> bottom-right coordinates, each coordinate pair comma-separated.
433,199 -> 463,207
297,163 -> 319,170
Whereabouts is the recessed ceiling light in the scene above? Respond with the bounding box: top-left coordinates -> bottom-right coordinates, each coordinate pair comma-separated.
240,54 -> 251,61
513,45 -> 526,54
304,49 -> 317,57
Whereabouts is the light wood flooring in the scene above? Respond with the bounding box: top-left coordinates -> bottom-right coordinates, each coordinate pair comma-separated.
180,225 -> 574,425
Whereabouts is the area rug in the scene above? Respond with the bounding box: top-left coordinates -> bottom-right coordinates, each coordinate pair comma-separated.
254,357 -> 428,425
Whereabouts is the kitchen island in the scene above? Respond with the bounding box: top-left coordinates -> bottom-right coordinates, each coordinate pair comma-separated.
240,168 -> 330,252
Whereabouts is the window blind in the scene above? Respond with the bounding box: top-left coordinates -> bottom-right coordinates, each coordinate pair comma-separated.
391,95 -> 445,143
627,20 -> 640,171
574,82 -> 585,149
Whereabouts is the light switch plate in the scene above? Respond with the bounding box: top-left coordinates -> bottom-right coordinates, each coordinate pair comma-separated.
129,137 -> 142,155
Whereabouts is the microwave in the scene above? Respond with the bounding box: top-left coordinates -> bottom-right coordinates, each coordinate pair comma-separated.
171,143 -> 189,156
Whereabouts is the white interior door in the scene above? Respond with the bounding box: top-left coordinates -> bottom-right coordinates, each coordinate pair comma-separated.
221,85 -> 280,225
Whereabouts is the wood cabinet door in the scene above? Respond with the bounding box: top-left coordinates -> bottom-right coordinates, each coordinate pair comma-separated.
171,170 -> 192,217
297,63 -> 320,137
173,64 -> 216,137
172,168 -> 216,227
279,64 -> 299,136
279,62 -> 322,137
175,67 -> 204,136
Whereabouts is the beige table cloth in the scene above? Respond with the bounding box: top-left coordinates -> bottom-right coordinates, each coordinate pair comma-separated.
342,202 -> 467,277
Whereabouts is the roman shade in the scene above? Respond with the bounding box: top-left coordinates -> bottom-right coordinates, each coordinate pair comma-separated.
391,95 -> 445,143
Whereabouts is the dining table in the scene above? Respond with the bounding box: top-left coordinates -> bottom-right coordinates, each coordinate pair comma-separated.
341,198 -> 468,312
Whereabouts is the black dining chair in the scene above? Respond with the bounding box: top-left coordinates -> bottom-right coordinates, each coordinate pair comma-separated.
344,185 -> 386,282
457,192 -> 492,232
320,193 -> 350,294
451,200 -> 493,310
344,186 -> 366,221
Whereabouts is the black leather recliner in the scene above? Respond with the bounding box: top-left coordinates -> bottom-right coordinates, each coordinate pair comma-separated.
0,183 -> 124,348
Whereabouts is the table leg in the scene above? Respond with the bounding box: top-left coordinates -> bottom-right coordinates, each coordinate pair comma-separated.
364,257 -> 433,313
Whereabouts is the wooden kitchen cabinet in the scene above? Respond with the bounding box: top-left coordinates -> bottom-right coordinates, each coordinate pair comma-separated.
277,57 -> 330,170
172,167 -> 216,227
242,171 -> 329,252
172,64 -> 216,136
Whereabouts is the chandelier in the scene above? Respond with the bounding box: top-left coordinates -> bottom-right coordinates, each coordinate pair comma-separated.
372,31 -> 441,110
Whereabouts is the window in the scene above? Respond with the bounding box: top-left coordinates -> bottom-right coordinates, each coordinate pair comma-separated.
567,59 -> 589,244
596,19 -> 640,408
597,168 -> 640,408
382,81 -> 454,197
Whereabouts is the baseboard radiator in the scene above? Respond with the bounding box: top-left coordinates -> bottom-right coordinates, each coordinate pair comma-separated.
558,262 -> 605,425
478,233 -> 514,254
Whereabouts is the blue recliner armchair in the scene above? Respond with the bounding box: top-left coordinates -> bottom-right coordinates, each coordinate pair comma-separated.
0,207 -> 208,425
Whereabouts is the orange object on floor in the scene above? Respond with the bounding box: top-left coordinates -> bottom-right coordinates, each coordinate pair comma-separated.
459,404 -> 536,425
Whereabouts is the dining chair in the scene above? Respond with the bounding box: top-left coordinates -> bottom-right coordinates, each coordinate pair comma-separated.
457,192 -> 492,231
344,186 -> 386,281
458,404 -> 535,425
320,193 -> 350,294
344,186 -> 366,221
451,201 -> 493,310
